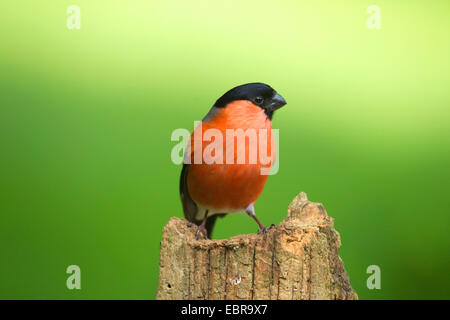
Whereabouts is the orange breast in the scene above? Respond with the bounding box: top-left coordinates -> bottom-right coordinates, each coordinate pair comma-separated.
186,101 -> 275,211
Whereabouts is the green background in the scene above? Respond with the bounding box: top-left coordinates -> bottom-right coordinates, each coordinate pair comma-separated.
1,0 -> 449,299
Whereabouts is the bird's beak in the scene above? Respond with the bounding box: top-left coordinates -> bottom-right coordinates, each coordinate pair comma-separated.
269,92 -> 287,111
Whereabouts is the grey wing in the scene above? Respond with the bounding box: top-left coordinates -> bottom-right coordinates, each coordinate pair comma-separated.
179,164 -> 198,222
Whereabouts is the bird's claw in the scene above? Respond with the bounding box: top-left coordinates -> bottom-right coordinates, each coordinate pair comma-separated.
187,221 -> 208,240
257,227 -> 268,235
257,224 -> 276,235
195,225 -> 209,240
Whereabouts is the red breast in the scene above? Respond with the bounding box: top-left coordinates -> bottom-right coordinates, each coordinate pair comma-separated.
186,100 -> 275,211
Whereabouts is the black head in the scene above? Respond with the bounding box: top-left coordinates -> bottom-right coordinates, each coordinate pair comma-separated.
213,83 -> 287,120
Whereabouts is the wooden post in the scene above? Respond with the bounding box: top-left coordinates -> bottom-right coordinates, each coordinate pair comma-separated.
156,192 -> 358,300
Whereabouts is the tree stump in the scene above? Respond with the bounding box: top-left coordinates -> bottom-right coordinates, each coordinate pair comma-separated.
156,192 -> 358,300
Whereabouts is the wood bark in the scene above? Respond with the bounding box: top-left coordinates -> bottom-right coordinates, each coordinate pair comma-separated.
156,192 -> 358,300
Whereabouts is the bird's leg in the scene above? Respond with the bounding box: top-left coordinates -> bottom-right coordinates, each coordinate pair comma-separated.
195,210 -> 209,240
245,204 -> 272,235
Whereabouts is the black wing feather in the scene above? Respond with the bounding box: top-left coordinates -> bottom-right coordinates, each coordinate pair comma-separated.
179,163 -> 198,223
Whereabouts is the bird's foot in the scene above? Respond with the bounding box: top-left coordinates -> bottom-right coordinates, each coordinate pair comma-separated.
257,224 -> 276,235
257,227 -> 268,235
186,221 -> 208,240
195,224 -> 209,240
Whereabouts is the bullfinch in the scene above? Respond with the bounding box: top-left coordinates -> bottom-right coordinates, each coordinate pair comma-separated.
180,83 -> 286,239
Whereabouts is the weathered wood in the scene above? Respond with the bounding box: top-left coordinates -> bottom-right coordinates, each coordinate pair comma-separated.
157,192 -> 358,300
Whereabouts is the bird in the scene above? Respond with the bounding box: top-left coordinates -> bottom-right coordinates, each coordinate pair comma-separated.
179,83 -> 287,239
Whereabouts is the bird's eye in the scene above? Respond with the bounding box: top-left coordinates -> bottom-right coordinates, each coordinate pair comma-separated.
254,97 -> 264,105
